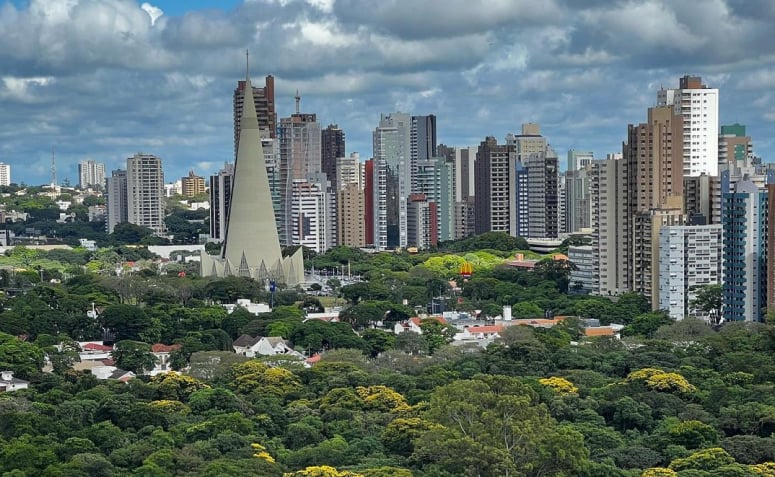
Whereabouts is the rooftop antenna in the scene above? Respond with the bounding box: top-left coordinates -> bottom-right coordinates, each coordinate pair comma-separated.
295,89 -> 300,114
50,147 -> 57,188
245,49 -> 250,80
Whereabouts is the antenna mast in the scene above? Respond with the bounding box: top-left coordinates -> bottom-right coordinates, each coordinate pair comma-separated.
295,89 -> 300,114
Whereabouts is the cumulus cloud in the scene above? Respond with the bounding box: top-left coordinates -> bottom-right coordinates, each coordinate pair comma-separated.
0,0 -> 773,183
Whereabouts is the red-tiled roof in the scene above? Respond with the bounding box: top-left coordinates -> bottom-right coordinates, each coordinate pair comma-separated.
306,354 -> 322,364
82,343 -> 113,351
585,327 -> 616,337
467,325 -> 504,334
151,343 -> 182,353
411,316 -> 447,326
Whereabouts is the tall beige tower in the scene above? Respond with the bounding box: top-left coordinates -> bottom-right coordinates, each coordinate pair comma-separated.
201,71 -> 303,284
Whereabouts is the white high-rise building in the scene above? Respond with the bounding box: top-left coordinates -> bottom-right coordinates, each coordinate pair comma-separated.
126,154 -> 165,235
658,224 -> 722,320
0,163 -> 11,186
78,160 -> 106,189
658,75 -> 719,177
290,175 -> 334,253
336,153 -> 362,190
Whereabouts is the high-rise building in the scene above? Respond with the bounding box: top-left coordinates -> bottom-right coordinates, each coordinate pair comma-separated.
338,181 -> 365,248
105,169 -> 128,234
624,106 -> 686,307
410,115 -> 437,190
589,157 -> 629,296
658,75 -> 719,177
126,153 -> 165,235
336,153 -> 362,190
507,123 -> 546,161
524,146 -> 559,238
684,175 -> 721,225
335,153 -> 364,247
181,170 -> 206,197
78,160 -> 105,189
658,224 -> 722,321
0,163 -> 11,186
474,137 -> 516,235
290,175 -> 334,253
569,245 -> 596,293
202,73 -> 303,284
322,124 -> 345,191
415,157 -> 455,242
233,75 -> 276,156
373,113 -> 411,249
508,124 -> 548,237
567,149 -> 594,171
406,193 -> 438,250
718,123 -> 753,167
278,108 -> 321,245
364,159 -> 375,247
439,144 -> 475,240
722,180 -> 769,322
209,163 -> 234,241
565,166 -> 591,233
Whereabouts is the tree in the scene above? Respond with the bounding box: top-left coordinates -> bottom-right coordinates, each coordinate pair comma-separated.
394,331 -> 429,355
46,337 -> 81,374
691,284 -> 723,324
669,447 -> 736,472
0,332 -> 44,378
111,222 -> 155,244
111,340 -> 158,374
361,328 -> 395,357
99,304 -> 160,342
414,375 -> 589,476
623,311 -> 673,338
419,319 -> 456,354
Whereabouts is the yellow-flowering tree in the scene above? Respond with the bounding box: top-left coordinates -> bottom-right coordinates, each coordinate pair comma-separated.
625,367 -> 696,394
750,462 -> 775,476
539,376 -> 579,395
251,443 -> 276,464
151,372 -> 210,401
641,468 -> 677,477
669,447 -> 735,471
640,467 -> 678,477
355,385 -> 411,413
283,466 -> 363,477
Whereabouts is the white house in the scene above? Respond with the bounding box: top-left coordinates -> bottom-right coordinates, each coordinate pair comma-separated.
233,335 -> 303,359
0,371 -> 29,392
222,299 -> 271,315
453,325 -> 504,342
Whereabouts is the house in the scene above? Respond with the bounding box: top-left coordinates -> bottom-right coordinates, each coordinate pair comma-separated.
453,325 -> 504,342
233,335 -> 303,359
394,316 -> 447,334
304,311 -> 341,322
151,343 -> 182,375
222,299 -> 271,316
108,369 -> 136,382
0,371 -> 29,392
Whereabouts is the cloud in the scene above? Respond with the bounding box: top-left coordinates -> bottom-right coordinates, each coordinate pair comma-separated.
0,0 -> 773,184
141,2 -> 163,25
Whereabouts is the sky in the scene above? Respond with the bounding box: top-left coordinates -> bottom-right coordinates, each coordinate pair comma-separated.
1,0 -> 775,185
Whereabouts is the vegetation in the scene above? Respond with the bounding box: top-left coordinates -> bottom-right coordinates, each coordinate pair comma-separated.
0,224 -> 771,475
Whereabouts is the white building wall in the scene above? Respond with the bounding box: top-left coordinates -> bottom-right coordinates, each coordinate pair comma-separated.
659,83 -> 719,177
659,224 -> 722,320
0,163 -> 11,186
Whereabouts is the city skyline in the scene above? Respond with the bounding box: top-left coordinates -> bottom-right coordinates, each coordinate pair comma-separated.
1,0 -> 775,183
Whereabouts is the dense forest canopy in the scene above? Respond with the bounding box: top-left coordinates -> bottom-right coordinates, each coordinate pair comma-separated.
0,235 -> 772,476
